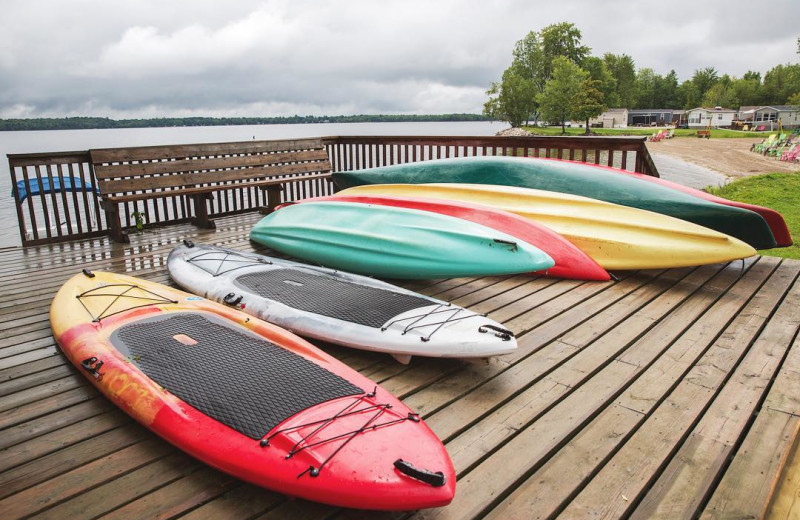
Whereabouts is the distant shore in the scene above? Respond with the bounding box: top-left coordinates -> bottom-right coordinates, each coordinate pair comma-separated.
0,114 -> 489,132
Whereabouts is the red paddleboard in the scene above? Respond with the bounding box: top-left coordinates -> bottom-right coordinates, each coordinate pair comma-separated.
278,194 -> 611,281
530,157 -> 792,247
50,271 -> 455,510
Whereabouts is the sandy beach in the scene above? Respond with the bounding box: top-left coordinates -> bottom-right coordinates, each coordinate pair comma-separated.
647,137 -> 800,180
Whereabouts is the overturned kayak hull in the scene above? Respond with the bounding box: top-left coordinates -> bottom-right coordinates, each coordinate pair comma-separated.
250,201 -> 554,279
337,183 -> 757,270
332,156 -> 777,250
285,195 -> 610,281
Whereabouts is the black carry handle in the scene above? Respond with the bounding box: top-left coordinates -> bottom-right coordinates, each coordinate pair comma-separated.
492,238 -> 518,252
478,324 -> 515,341
183,239 -> 195,248
393,459 -> 446,487
223,293 -> 243,306
81,357 -> 104,380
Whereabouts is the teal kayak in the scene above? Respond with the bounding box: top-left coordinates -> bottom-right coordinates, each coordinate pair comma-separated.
250,201 -> 554,279
332,156 -> 777,250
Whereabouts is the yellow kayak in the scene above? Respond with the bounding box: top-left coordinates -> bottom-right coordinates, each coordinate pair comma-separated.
336,184 -> 757,270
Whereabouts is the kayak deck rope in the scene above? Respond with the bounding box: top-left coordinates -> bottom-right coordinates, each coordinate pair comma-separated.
381,303 -> 487,342
76,284 -> 177,322
186,250 -> 271,277
259,387 -> 420,478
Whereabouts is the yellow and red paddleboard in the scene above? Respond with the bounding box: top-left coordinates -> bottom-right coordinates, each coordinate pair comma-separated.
50,270 -> 455,510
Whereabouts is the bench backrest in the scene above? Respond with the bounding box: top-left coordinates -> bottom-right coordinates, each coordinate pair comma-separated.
90,138 -> 332,198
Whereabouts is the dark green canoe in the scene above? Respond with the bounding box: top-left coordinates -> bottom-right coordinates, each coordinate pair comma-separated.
332,156 -> 777,250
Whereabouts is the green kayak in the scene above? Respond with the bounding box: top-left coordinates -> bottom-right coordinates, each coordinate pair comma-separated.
250,201 -> 554,279
332,156 -> 777,250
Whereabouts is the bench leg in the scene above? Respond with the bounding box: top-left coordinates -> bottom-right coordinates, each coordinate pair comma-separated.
260,185 -> 284,215
102,202 -> 129,243
190,194 -> 216,229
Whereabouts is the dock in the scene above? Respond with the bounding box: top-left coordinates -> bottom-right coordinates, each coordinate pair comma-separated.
2,211 -> 799,519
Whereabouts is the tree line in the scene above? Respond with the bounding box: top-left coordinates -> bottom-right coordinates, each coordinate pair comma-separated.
0,113 -> 489,132
484,23 -> 800,131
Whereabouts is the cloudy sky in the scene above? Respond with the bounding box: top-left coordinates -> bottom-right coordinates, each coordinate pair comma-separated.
0,0 -> 797,119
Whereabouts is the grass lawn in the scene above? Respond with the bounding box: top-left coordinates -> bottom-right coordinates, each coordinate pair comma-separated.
706,172 -> 800,259
521,126 -> 766,139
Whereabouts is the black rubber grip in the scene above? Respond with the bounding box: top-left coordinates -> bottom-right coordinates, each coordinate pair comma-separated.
478,324 -> 515,340
223,293 -> 243,306
393,459 -> 446,487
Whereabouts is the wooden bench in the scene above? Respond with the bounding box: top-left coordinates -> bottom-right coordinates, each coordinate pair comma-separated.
90,138 -> 332,243
696,130 -> 711,139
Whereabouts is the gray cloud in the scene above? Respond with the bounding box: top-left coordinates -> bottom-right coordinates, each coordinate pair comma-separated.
0,0 -> 797,118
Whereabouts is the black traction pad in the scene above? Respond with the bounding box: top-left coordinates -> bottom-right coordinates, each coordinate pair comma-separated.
235,269 -> 436,328
112,313 -> 364,439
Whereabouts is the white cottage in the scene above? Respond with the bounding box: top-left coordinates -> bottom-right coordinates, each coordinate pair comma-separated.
589,108 -> 629,128
685,107 -> 736,129
737,105 -> 800,129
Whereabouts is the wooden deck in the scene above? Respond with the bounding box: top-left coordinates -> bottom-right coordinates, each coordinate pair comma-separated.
1,211 -> 799,520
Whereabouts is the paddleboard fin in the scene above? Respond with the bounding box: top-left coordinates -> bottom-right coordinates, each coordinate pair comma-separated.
392,354 -> 412,364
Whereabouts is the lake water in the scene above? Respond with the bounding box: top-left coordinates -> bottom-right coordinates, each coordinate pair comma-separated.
0,121 -> 722,248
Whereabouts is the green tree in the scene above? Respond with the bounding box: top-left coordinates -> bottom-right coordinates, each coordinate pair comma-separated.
483,64 -> 538,127
538,57 -> 589,133
677,80 -> 700,109
654,70 -> 680,108
762,63 -> 800,105
604,53 -> 636,108
702,82 -> 738,108
573,78 -> 606,134
634,68 -> 658,109
538,22 -> 590,77
488,22 -> 591,126
582,56 -> 619,107
691,67 -> 720,101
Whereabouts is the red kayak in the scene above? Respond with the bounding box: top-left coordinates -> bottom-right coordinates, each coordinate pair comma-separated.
532,158 -> 792,247
51,271 -> 455,510
279,194 -> 611,281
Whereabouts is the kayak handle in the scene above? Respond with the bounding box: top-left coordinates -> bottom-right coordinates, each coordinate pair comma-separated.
393,459 -> 446,487
81,356 -> 104,381
478,324 -> 515,341
492,238 -> 518,252
223,293 -> 243,306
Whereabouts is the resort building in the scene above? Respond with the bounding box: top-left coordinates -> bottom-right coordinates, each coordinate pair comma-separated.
590,108 -> 629,128
737,105 -> 800,129
684,107 -> 736,128
627,109 -> 674,126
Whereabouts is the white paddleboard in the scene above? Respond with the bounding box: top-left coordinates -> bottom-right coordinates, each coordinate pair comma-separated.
167,242 -> 517,363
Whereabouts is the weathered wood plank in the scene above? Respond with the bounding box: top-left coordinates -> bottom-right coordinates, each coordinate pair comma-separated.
94,148 -> 328,179
479,261 -> 757,519
0,424 -> 149,500
89,138 -> 325,163
100,161 -> 330,194
558,257 -> 784,519
631,266 -> 800,519
0,438 -> 173,520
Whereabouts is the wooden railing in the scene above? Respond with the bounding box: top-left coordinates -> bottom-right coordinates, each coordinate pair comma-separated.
322,135 -> 658,176
8,134 -> 658,247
